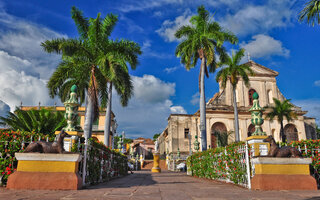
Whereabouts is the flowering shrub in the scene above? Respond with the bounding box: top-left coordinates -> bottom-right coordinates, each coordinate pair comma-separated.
0,130 -> 128,186
0,129 -> 55,185
72,138 -> 128,185
187,142 -> 246,185
288,139 -> 320,171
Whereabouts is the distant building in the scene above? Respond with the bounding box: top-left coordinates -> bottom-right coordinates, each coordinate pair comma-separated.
158,61 -> 317,156
131,137 -> 155,159
20,105 -> 116,146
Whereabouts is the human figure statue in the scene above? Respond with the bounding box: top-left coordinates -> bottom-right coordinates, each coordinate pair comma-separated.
155,139 -> 159,153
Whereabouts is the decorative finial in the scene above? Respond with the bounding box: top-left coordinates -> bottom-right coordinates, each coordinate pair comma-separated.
20,101 -> 23,109
71,85 -> 77,93
63,85 -> 80,131
249,92 -> 266,136
247,52 -> 251,62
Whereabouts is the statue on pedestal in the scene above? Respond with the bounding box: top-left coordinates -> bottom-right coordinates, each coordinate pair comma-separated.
154,139 -> 159,153
194,135 -> 200,152
24,130 -> 70,153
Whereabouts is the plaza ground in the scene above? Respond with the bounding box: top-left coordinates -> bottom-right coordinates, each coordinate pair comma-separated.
1,170 -> 320,200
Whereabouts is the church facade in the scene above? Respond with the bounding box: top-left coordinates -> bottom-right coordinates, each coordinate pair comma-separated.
158,61 -> 317,156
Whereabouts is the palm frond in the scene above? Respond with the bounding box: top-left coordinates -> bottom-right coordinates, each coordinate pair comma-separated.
299,0 -> 320,26
71,6 -> 89,39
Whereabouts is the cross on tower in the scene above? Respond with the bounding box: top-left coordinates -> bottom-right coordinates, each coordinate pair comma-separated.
247,52 -> 251,62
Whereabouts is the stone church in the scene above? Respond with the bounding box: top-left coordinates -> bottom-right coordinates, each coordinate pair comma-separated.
158,61 -> 317,156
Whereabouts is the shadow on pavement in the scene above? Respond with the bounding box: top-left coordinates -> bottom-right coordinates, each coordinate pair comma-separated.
86,173 -> 157,189
304,197 -> 320,200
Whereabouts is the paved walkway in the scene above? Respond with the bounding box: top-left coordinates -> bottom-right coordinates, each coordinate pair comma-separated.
1,170 -> 320,200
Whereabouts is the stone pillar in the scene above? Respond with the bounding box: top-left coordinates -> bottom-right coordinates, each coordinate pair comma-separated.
151,153 -> 161,173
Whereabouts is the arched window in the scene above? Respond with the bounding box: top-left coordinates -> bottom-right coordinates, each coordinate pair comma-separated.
211,122 -> 227,148
247,124 -> 263,137
248,89 -> 256,105
284,124 -> 298,143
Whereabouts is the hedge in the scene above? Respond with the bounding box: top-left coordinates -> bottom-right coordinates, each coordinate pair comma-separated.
0,129 -> 127,186
187,142 -> 247,184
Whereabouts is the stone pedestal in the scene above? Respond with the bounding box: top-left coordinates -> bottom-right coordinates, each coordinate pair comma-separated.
251,157 -> 317,190
151,153 -> 161,173
7,153 -> 82,190
246,136 -> 269,157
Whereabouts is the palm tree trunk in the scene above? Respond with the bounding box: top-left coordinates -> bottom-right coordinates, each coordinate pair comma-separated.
83,94 -> 94,139
104,82 -> 112,147
199,56 -> 207,151
232,86 -> 240,142
280,120 -> 285,143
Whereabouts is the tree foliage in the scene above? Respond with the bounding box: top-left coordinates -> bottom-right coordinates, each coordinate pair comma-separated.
215,49 -> 254,88
265,98 -> 297,142
299,0 -> 320,26
0,108 -> 67,136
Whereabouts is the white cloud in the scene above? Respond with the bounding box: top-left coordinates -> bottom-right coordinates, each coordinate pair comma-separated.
132,75 -> 175,103
164,66 -> 181,73
156,9 -> 192,42
219,0 -> 295,36
118,0 -> 184,13
314,80 -> 320,87
113,75 -> 186,138
0,9 -> 65,111
293,99 -> 320,125
240,34 -> 290,59
206,0 -> 240,7
190,92 -> 200,105
170,106 -> 187,114
141,40 -> 171,58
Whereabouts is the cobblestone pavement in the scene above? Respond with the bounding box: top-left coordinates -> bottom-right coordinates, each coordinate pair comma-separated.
1,170 -> 320,200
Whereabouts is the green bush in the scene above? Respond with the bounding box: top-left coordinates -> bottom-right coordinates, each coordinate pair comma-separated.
72,138 -> 128,185
187,142 -> 246,184
0,129 -> 55,185
288,139 -> 320,171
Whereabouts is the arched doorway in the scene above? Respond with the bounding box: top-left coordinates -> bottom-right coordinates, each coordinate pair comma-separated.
211,122 -> 227,148
284,124 -> 298,143
248,89 -> 257,105
247,124 -> 263,137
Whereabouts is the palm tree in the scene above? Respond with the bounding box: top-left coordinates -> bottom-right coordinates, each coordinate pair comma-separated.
265,98 -> 297,143
101,42 -> 140,147
175,5 -> 238,151
299,0 -> 320,26
0,108 -> 67,136
216,48 -> 254,142
42,7 -> 112,140
43,7 -> 141,144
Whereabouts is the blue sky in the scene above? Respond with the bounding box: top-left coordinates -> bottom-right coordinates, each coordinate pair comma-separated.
0,0 -> 320,138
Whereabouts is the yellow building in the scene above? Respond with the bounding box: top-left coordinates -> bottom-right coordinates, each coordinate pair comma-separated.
20,105 -> 116,147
